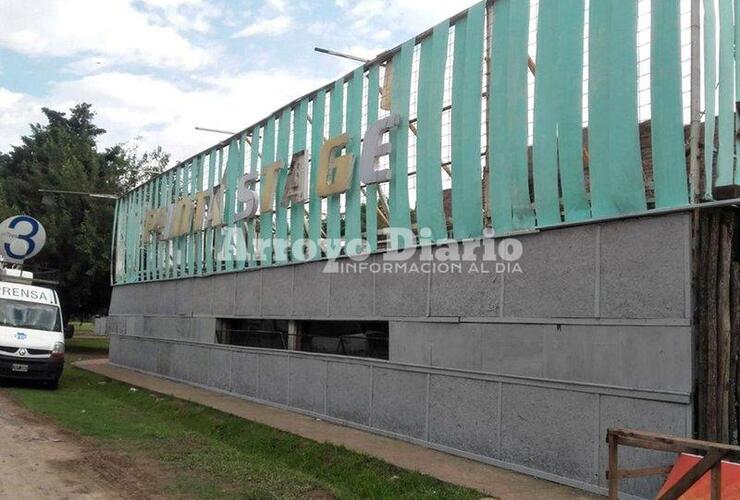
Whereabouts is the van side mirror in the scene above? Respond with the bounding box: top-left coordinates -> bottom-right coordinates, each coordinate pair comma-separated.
64,324 -> 75,339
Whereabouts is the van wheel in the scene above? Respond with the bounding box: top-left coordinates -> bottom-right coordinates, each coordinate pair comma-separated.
45,378 -> 59,390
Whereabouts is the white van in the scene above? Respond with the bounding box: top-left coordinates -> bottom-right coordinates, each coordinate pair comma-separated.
0,279 -> 66,389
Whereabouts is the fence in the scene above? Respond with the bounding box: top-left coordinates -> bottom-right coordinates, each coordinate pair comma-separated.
112,0 -> 737,285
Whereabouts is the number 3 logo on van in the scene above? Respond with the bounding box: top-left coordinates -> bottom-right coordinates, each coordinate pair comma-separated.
0,216 -> 46,264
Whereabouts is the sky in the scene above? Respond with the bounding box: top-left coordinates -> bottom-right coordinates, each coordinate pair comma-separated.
0,0 -> 476,162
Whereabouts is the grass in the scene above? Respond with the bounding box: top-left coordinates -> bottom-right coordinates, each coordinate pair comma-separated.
2,337 -> 482,500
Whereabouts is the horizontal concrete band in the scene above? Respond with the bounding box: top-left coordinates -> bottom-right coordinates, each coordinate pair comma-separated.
109,213 -> 692,323
106,312 -> 692,327
109,334 -> 691,498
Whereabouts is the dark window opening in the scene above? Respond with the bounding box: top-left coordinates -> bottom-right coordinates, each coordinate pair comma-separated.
216,319 -> 389,360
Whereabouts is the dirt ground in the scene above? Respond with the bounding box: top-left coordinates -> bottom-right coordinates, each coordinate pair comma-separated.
0,392 -> 171,500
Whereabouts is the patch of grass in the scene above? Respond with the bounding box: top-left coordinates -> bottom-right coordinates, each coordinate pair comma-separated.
3,363 -> 482,500
70,321 -> 95,335
65,336 -> 109,358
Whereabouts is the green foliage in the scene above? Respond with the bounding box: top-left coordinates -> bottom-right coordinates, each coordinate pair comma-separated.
0,103 -> 167,318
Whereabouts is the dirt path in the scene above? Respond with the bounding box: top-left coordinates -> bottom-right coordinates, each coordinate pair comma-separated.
0,392 -> 171,500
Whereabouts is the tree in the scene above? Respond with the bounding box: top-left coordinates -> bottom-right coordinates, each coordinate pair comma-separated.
0,104 -> 169,319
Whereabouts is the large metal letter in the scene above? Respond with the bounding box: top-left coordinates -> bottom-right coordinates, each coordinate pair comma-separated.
360,114 -> 400,185
235,171 -> 260,222
282,150 -> 309,207
260,160 -> 283,213
317,133 -> 354,197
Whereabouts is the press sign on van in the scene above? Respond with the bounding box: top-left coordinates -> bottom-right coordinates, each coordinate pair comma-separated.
0,216 -> 47,264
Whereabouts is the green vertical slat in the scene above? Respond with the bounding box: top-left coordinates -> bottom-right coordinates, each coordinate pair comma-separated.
236,134 -> 247,269
365,66 -> 380,252
129,193 -> 137,282
416,20 -> 449,241
533,0 -> 589,225
556,0 -> 589,223
291,99 -> 309,261
532,4 -> 562,225
275,108 -> 291,263
135,190 -> 144,282
716,0 -> 735,187
192,155 -> 203,276
650,0 -> 689,207
151,176 -> 159,280
205,153 -> 216,274
186,159 -> 196,275
345,67 -> 364,253
147,181 -> 155,280
327,79 -> 344,258
224,140 -> 242,271
111,198 -> 120,284
704,0 -> 717,199
215,149 -> 226,272
260,117 -> 276,266
178,165 -> 188,276
309,91 -> 326,254
389,38 -> 414,248
453,4 -> 485,239
157,174 -> 167,279
587,0 -> 646,217
247,127 -> 260,268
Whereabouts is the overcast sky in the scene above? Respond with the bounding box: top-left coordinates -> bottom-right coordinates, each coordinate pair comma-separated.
0,0 -> 475,162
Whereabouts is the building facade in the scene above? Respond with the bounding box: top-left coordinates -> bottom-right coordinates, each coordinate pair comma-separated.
106,1 -> 740,497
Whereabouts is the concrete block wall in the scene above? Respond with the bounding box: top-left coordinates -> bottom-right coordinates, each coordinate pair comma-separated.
110,335 -> 691,498
106,212 -> 694,498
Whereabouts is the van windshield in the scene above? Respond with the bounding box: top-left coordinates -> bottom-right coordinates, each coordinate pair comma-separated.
0,299 -> 61,332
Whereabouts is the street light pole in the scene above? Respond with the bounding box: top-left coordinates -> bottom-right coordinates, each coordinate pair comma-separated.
314,47 -> 371,63
37,189 -> 118,200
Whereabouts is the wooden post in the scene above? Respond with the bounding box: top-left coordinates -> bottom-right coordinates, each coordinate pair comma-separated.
608,432 -> 619,500
733,261 -> 740,443
707,212 -> 722,441
711,461 -> 722,500
718,210 -> 735,442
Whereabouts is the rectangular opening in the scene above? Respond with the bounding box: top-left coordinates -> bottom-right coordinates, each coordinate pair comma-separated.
216,319 -> 388,360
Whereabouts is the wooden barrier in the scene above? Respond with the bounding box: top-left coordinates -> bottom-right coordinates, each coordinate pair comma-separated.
607,428 -> 740,499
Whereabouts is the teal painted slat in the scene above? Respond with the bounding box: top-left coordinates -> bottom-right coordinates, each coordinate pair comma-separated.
260,117 -> 276,266
309,90 -> 326,254
291,99 -> 309,260
205,153 -> 216,274
452,4 -> 485,239
247,127 -> 260,268
587,0 -> 646,217
223,138 -> 242,271
111,198 -> 121,283
275,108 -> 291,263
416,20 -> 449,242
147,181 -> 154,280
150,176 -> 159,279
490,0 -> 535,233
327,79 -> 344,258
176,166 -> 186,277
716,0 -> 735,187
533,0 -> 590,225
192,155 -> 203,276
651,0 -> 689,207
365,66 -> 380,252
345,68 -> 364,254
389,38 -> 414,248
704,0 -> 717,198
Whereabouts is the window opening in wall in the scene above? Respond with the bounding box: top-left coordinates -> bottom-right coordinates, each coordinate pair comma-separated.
216,319 -> 389,360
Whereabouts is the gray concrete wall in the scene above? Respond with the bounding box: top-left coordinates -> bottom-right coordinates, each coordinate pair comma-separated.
109,213 -> 691,323
110,334 -> 691,498
105,212 -> 695,498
